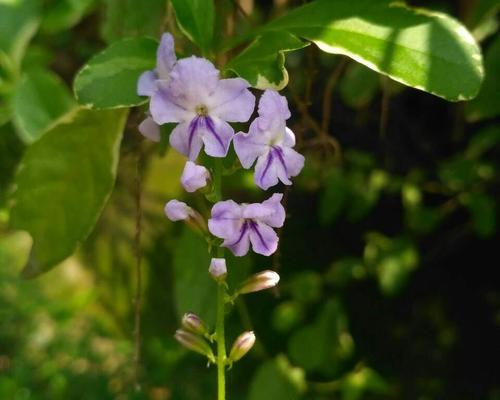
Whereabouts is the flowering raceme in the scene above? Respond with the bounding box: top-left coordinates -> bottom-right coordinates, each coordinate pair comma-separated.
150,56 -> 255,160
137,33 -> 176,142
208,193 -> 285,257
234,90 -> 304,190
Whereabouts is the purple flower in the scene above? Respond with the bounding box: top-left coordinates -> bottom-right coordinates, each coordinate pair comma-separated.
209,258 -> 227,281
150,56 -> 255,160
208,193 -> 285,257
164,200 -> 193,221
234,90 -> 304,190
181,161 -> 210,193
137,33 -> 177,142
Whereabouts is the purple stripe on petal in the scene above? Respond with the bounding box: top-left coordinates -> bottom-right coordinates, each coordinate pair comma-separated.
249,221 -> 269,251
272,146 -> 289,176
228,221 -> 249,247
205,117 -> 226,153
187,117 -> 200,156
259,151 -> 274,186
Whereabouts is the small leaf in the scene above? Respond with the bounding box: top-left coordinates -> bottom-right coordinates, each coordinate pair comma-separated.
466,126 -> 500,159
74,37 -> 157,109
10,108 -> 128,277
171,0 -> 214,54
319,168 -> 348,225
340,62 -> 379,108
265,0 -> 483,101
0,123 -> 25,207
248,355 -> 306,400
41,0 -> 95,34
100,0 -> 166,44
12,68 -> 76,143
226,31 -> 308,90
461,192 -> 496,237
0,0 -> 40,66
466,34 -> 500,121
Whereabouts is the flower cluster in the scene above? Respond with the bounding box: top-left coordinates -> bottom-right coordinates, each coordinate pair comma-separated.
137,33 -> 303,367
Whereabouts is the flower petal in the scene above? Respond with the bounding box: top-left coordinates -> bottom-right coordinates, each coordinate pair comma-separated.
248,221 -> 279,256
200,117 -> 233,158
223,222 -> 251,257
258,90 -> 291,121
165,200 -> 193,221
254,149 -> 288,190
181,161 -> 210,192
150,84 -> 193,124
209,78 -> 255,122
157,33 -> 176,80
138,116 -> 160,142
208,200 -> 243,240
243,193 -> 285,228
169,120 -> 204,160
282,146 -> 305,178
233,120 -> 269,169
137,70 -> 157,96
168,56 -> 220,109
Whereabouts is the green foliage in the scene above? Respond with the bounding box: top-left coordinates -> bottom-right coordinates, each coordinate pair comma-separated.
248,355 -> 306,400
340,63 -> 379,108
10,108 -> 128,277
171,0 -> 215,54
101,0 -> 165,44
226,31 -> 308,90
0,123 -> 24,206
74,37 -> 157,109
466,34 -> 500,121
265,0 -> 483,100
12,68 -> 75,143
41,0 -> 95,34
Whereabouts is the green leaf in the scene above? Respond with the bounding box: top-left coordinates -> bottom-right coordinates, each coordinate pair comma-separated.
319,168 -> 348,225
171,0 -> 214,54
340,62 -> 379,108
340,366 -> 391,400
0,123 -> 25,207
461,192 -> 496,237
41,0 -> 95,34
466,126 -> 500,159
226,31 -> 308,90
101,0 -> 165,44
10,108 -> 128,277
0,0 -> 40,67
74,37 -> 157,109
12,69 -> 76,143
248,355 -> 306,400
466,34 -> 500,121
265,0 -> 483,101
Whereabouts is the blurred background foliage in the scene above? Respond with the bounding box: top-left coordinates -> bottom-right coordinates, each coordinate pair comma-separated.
0,0 -> 499,399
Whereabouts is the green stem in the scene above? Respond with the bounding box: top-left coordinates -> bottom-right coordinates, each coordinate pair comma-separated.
214,158 -> 226,400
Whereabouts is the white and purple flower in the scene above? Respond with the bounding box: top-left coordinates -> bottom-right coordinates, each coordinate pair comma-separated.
137,33 -> 177,142
234,90 -> 304,190
181,161 -> 210,193
208,193 -> 285,257
150,56 -> 255,160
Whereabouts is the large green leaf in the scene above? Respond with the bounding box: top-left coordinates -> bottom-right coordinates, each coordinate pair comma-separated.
226,31 -> 308,90
466,35 -> 500,121
12,68 -> 76,143
101,0 -> 165,44
10,108 -> 128,277
0,0 -> 40,67
171,0 -> 214,54
74,37 -> 157,109
264,0 -> 483,101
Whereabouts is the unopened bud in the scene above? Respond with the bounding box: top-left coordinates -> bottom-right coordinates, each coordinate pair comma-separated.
209,258 -> 227,281
229,331 -> 256,363
174,329 -> 215,363
238,270 -> 280,294
181,313 -> 208,336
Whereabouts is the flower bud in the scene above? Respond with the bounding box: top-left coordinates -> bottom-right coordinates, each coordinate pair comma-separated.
209,258 -> 227,282
164,200 -> 194,221
181,313 -> 208,336
181,161 -> 210,193
228,331 -> 256,363
174,329 -> 215,363
237,270 -> 280,295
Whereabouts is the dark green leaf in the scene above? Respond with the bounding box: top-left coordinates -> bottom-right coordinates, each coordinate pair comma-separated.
226,31 -> 308,90
265,0 -> 483,101
74,37 -> 157,109
466,34 -> 500,121
319,168 -> 348,225
41,0 -> 95,34
340,62 -> 379,108
171,0 -> 214,54
0,123 -> 25,207
10,108 -> 128,277
101,0 -> 165,44
12,69 -> 76,143
461,192 -> 496,237
466,126 -> 500,159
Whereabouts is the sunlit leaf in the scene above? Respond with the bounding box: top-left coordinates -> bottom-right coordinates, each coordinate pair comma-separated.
10,108 -> 128,277
12,68 -> 75,143
74,37 -> 157,109
171,0 -> 214,54
265,0 -> 483,101
226,31 -> 308,90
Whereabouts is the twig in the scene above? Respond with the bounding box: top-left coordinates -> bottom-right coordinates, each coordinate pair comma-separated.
231,0 -> 255,25
133,141 -> 143,391
321,57 -> 348,133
